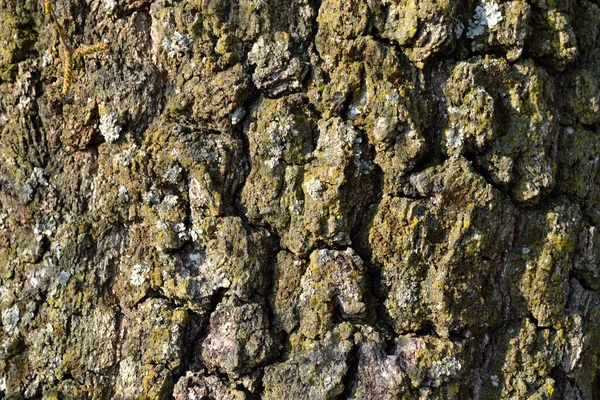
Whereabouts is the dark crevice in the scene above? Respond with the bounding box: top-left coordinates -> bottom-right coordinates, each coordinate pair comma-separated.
230,84 -> 260,222
206,287 -> 228,319
448,329 -> 470,342
593,371 -> 600,400
335,342 -> 360,400
105,307 -> 124,400
462,152 -> 506,195
498,208 -> 521,322
236,381 -> 259,400
469,328 -> 500,399
400,322 -> 440,339
167,309 -> 207,399
130,287 -> 177,309
551,366 -> 585,400
570,273 -> 595,293
116,0 -> 153,19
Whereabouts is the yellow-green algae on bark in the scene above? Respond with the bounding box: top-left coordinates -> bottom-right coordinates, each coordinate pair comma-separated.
1,0 -> 600,399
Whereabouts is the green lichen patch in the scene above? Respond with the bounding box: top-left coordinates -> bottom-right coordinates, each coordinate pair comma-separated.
555,125 -> 600,223
527,7 -> 578,71
2,0 -> 600,397
166,60 -> 250,133
242,95 -> 377,256
481,318 -> 564,399
262,323 -> 354,400
297,248 -> 368,340
371,0 -> 458,67
270,250 -> 307,334
442,56 -> 557,204
506,198 -> 582,327
114,298 -> 191,399
0,3 -> 37,82
369,156 -> 516,337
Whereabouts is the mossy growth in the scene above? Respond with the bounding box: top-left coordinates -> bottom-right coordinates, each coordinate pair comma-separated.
0,7 -> 36,82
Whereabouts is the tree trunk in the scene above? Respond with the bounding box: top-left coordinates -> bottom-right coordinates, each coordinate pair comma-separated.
1,0 -> 600,398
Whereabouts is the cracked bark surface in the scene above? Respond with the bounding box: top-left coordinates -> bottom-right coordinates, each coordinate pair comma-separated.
1,0 -> 600,399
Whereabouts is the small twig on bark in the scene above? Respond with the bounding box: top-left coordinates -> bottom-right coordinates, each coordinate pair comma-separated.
44,0 -> 109,95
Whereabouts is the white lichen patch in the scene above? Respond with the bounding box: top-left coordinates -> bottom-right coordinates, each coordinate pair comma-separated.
265,118 -> 291,165
491,374 -> 499,387
434,357 -> 462,377
155,220 -> 169,231
231,107 -> 246,125
142,189 -> 160,205
162,194 -> 179,210
317,249 -> 335,266
304,177 -> 323,200
33,167 -> 48,187
18,95 -> 31,110
373,117 -> 392,143
485,2 -> 503,28
173,223 -> 188,241
130,264 -> 150,287
162,31 -> 193,58
467,1 -> 503,39
289,198 -> 304,215
22,166 -> 49,203
348,104 -> 362,119
30,276 -> 40,288
349,132 -> 373,174
41,50 -> 54,68
113,147 -> 137,167
188,252 -> 205,268
2,305 -> 20,333
104,0 -> 117,13
29,268 -> 48,288
394,284 -> 419,310
0,287 -> 10,305
118,185 -> 129,202
116,359 -> 140,397
189,177 -> 211,209
163,165 -> 183,184
348,92 -> 367,119
445,128 -> 465,152
265,157 -> 279,169
57,270 -> 71,286
99,112 -> 122,143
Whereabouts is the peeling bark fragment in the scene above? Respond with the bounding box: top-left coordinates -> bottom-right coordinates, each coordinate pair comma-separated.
200,296 -> 275,378
248,32 -> 310,98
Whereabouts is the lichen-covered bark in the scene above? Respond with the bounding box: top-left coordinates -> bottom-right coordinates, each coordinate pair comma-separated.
1,0 -> 600,399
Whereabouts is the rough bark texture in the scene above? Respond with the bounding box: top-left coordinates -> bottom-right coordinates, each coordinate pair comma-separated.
1,0 -> 600,399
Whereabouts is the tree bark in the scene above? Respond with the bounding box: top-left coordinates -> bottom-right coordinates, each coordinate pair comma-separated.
1,0 -> 600,398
